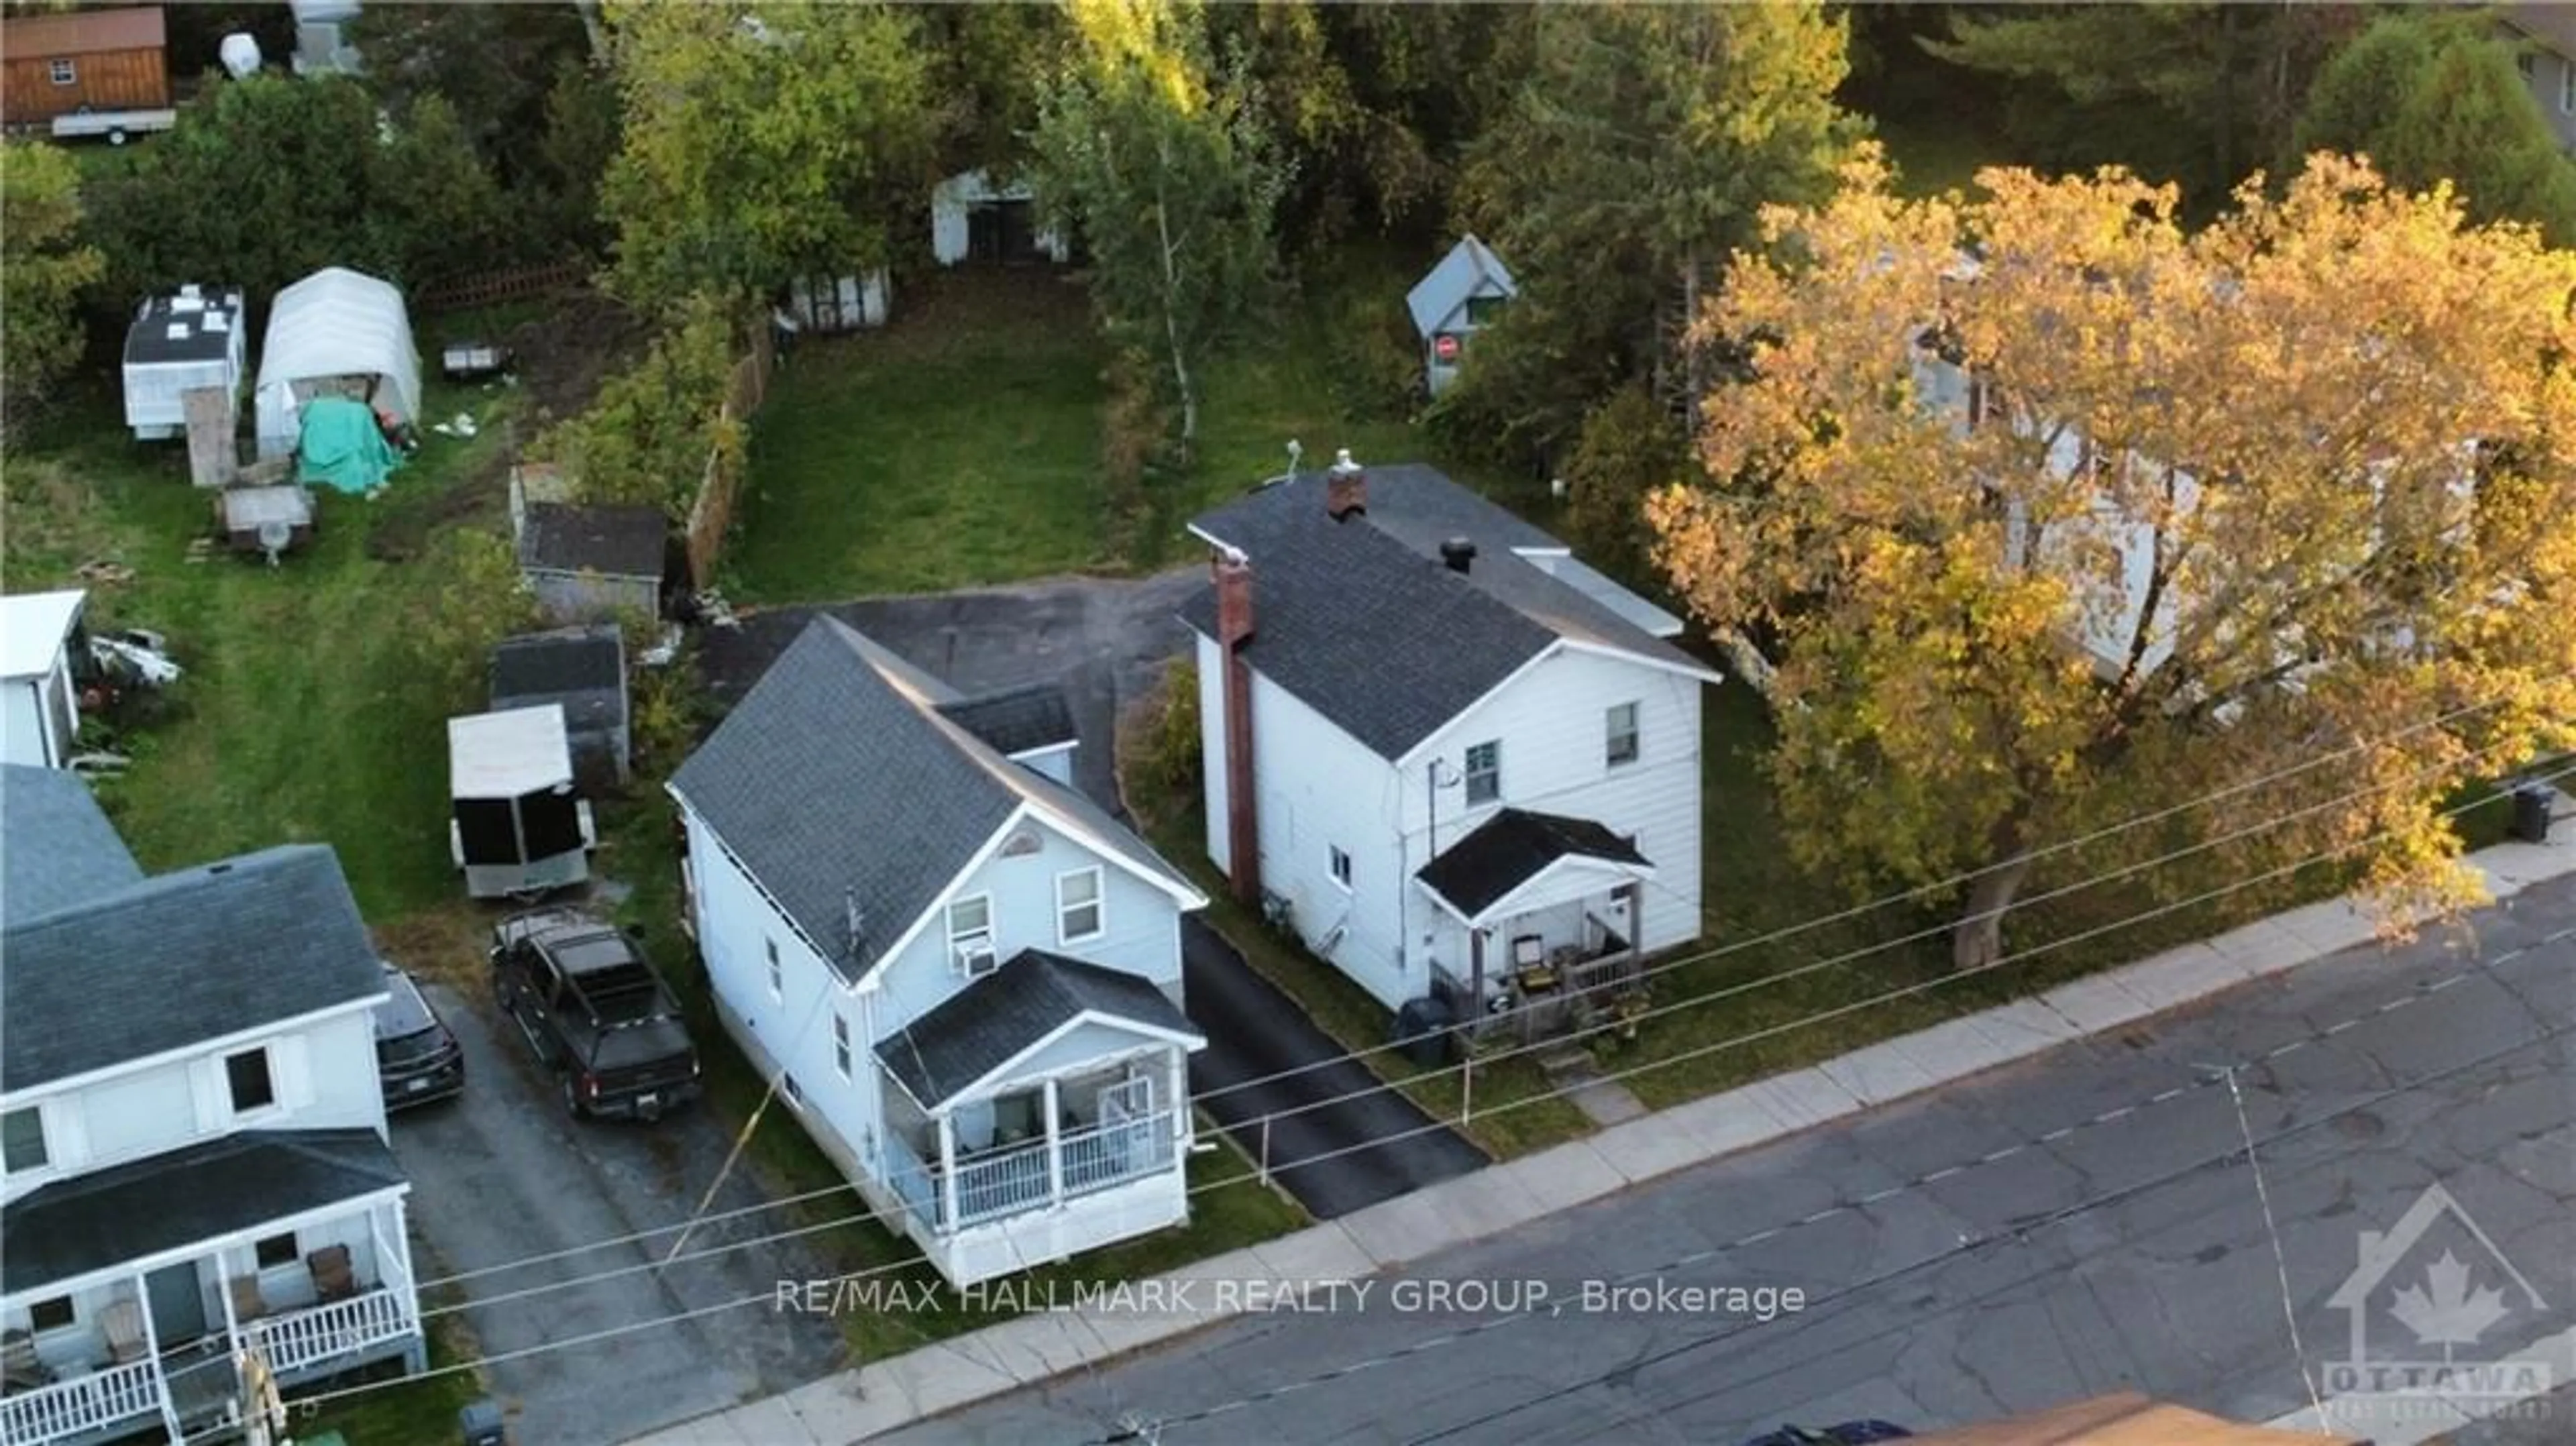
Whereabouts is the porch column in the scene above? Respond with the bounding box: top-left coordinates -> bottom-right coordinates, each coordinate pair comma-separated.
131,1268 -> 179,1441
1166,1047 -> 1188,1153
387,1198 -> 422,1325
936,1111 -> 959,1232
1042,1076 -> 1063,1209
218,1246 -> 241,1345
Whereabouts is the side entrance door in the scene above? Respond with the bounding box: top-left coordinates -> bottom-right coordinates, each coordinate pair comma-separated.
145,1260 -> 207,1348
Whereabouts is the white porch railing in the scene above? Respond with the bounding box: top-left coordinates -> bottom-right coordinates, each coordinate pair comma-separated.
0,1357 -> 165,1446
885,1109 -> 1180,1234
243,1289 -> 411,1377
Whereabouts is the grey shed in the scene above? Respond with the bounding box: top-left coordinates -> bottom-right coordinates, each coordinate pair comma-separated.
488,625 -> 631,788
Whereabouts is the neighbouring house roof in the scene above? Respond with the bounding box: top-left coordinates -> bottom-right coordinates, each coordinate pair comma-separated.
1415,808 -> 1653,919
256,266 -> 421,425
1406,234 -> 1517,340
1902,1392 -> 2359,1445
0,844 -> 386,1093
489,626 -> 627,741
669,617 -> 1202,987
0,765 -> 143,925
2504,3 -> 2576,60
935,682 -> 1077,757
1,1129 -> 406,1296
877,949 -> 1203,1111
0,590 -> 85,681
1181,464 -> 1717,760
0,5 -> 166,59
517,502 -> 667,581
123,288 -> 245,368
449,705 -> 574,800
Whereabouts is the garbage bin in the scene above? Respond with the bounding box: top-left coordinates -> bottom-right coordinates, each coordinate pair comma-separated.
2510,785 -> 2553,844
460,1398 -> 507,1446
1392,996 -> 1456,1068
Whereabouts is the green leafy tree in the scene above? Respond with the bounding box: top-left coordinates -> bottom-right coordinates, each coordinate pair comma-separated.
539,293 -> 739,520
375,94 -> 513,282
1,140 -> 105,437
531,56 -> 623,261
349,3 -> 592,172
1027,0 -> 1289,455
1562,384 -> 1691,588
2298,11 -> 2576,245
599,0 -> 935,309
918,3 -> 1067,176
1447,2 -> 1860,461
1925,3 -> 2364,205
420,529 -> 543,708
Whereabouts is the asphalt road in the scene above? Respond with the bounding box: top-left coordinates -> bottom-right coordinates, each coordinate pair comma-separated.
698,572 -> 1489,1219
390,977 -> 847,1446
879,873 -> 2576,1446
1184,916 -> 1489,1217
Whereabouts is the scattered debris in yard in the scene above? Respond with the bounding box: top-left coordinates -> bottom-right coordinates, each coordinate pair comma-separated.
74,559 -> 136,586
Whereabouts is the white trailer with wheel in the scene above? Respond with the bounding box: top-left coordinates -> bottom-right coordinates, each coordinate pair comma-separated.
449,704 -> 596,899
50,107 -> 174,144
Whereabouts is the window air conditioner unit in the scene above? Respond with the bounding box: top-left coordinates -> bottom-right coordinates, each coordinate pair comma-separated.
955,942 -> 998,978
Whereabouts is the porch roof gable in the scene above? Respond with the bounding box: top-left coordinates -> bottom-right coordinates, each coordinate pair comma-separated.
877,950 -> 1204,1111
3,1129 -> 405,1298
1415,807 -> 1654,925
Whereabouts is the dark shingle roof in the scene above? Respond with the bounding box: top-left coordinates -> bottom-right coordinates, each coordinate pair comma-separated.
3,1130 -> 407,1294
877,950 -> 1202,1109
123,291 -> 246,367
936,683 -> 1077,757
1,844 -> 386,1092
1,765 -> 143,924
518,502 -> 667,580
489,626 -> 627,738
1181,463 -> 1712,759
1415,808 -> 1653,918
670,618 -> 1197,985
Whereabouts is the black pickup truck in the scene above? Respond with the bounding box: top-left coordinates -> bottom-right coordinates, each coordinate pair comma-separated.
490,909 -> 702,1121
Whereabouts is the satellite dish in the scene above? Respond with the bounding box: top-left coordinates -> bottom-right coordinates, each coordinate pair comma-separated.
256,519 -> 292,567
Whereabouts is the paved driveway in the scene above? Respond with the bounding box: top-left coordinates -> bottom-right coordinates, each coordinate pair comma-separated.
697,572 -> 1489,1219
390,978 -> 847,1446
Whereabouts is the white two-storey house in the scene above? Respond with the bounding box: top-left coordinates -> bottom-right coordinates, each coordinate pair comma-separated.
1181,456 -> 1725,1030
1,766 -> 423,1446
668,618 -> 1210,1288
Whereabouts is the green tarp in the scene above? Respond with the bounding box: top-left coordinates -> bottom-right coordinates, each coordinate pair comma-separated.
295,395 -> 404,494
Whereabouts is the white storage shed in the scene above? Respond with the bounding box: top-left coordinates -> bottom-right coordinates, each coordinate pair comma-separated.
931,169 -> 1070,268
121,286 -> 248,441
1,591 -> 88,770
254,267 -> 421,459
449,704 -> 596,899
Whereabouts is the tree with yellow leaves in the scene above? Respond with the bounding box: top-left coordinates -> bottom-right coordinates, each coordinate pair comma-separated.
1650,151 -> 2576,970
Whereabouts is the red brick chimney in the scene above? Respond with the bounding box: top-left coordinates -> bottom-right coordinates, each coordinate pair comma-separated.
1325,449 -> 1366,521
1213,549 -> 1260,904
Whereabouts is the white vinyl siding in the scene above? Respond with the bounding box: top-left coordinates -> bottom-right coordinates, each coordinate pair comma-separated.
1056,867 -> 1104,945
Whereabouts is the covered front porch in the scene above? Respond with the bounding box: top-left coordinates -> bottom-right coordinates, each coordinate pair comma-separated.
1417,808 -> 1652,1047
1,1133 -> 425,1446
873,951 -> 1203,1286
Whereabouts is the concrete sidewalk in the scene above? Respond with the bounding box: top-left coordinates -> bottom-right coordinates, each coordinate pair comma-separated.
629,803 -> 2576,1446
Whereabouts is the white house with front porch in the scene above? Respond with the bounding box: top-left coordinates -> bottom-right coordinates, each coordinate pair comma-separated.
1,767 -> 423,1446
668,618 -> 1210,1288
1180,456 -> 1723,1030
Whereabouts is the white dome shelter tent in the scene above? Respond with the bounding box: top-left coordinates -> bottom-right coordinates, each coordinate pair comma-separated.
254,266 -> 422,459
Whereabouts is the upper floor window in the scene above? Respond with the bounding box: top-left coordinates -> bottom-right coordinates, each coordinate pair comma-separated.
833,1014 -> 852,1079
1,1107 -> 46,1173
765,937 -> 783,1001
949,894 -> 997,977
2519,50 -> 2538,80
1056,867 -> 1104,944
1463,740 -> 1501,806
1605,702 -> 1640,768
226,1047 -> 276,1113
1329,845 -> 1353,889
48,60 -> 74,86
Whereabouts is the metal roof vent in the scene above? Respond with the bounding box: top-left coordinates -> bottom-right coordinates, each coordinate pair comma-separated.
166,323 -> 191,341
1440,538 -> 1476,574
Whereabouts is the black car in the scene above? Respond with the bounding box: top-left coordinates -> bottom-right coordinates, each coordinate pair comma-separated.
374,963 -> 466,1109
1739,1424 -> 1913,1446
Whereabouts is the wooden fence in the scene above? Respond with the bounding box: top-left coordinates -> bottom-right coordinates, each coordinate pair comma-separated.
412,260 -> 590,315
684,323 -> 775,591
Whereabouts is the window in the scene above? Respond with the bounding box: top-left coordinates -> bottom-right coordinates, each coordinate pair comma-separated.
254,1232 -> 299,1269
1056,868 -> 1103,944
2519,50 -> 2538,81
226,1048 -> 276,1113
1329,846 -> 1353,889
28,1298 -> 73,1333
48,60 -> 74,86
1605,702 -> 1640,768
1,1107 -> 46,1173
948,895 -> 996,976
765,938 -> 782,1001
780,1073 -> 804,1106
1463,740 -> 1501,806
833,1015 -> 852,1080
2562,61 -> 2574,115
1464,295 -> 1507,327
